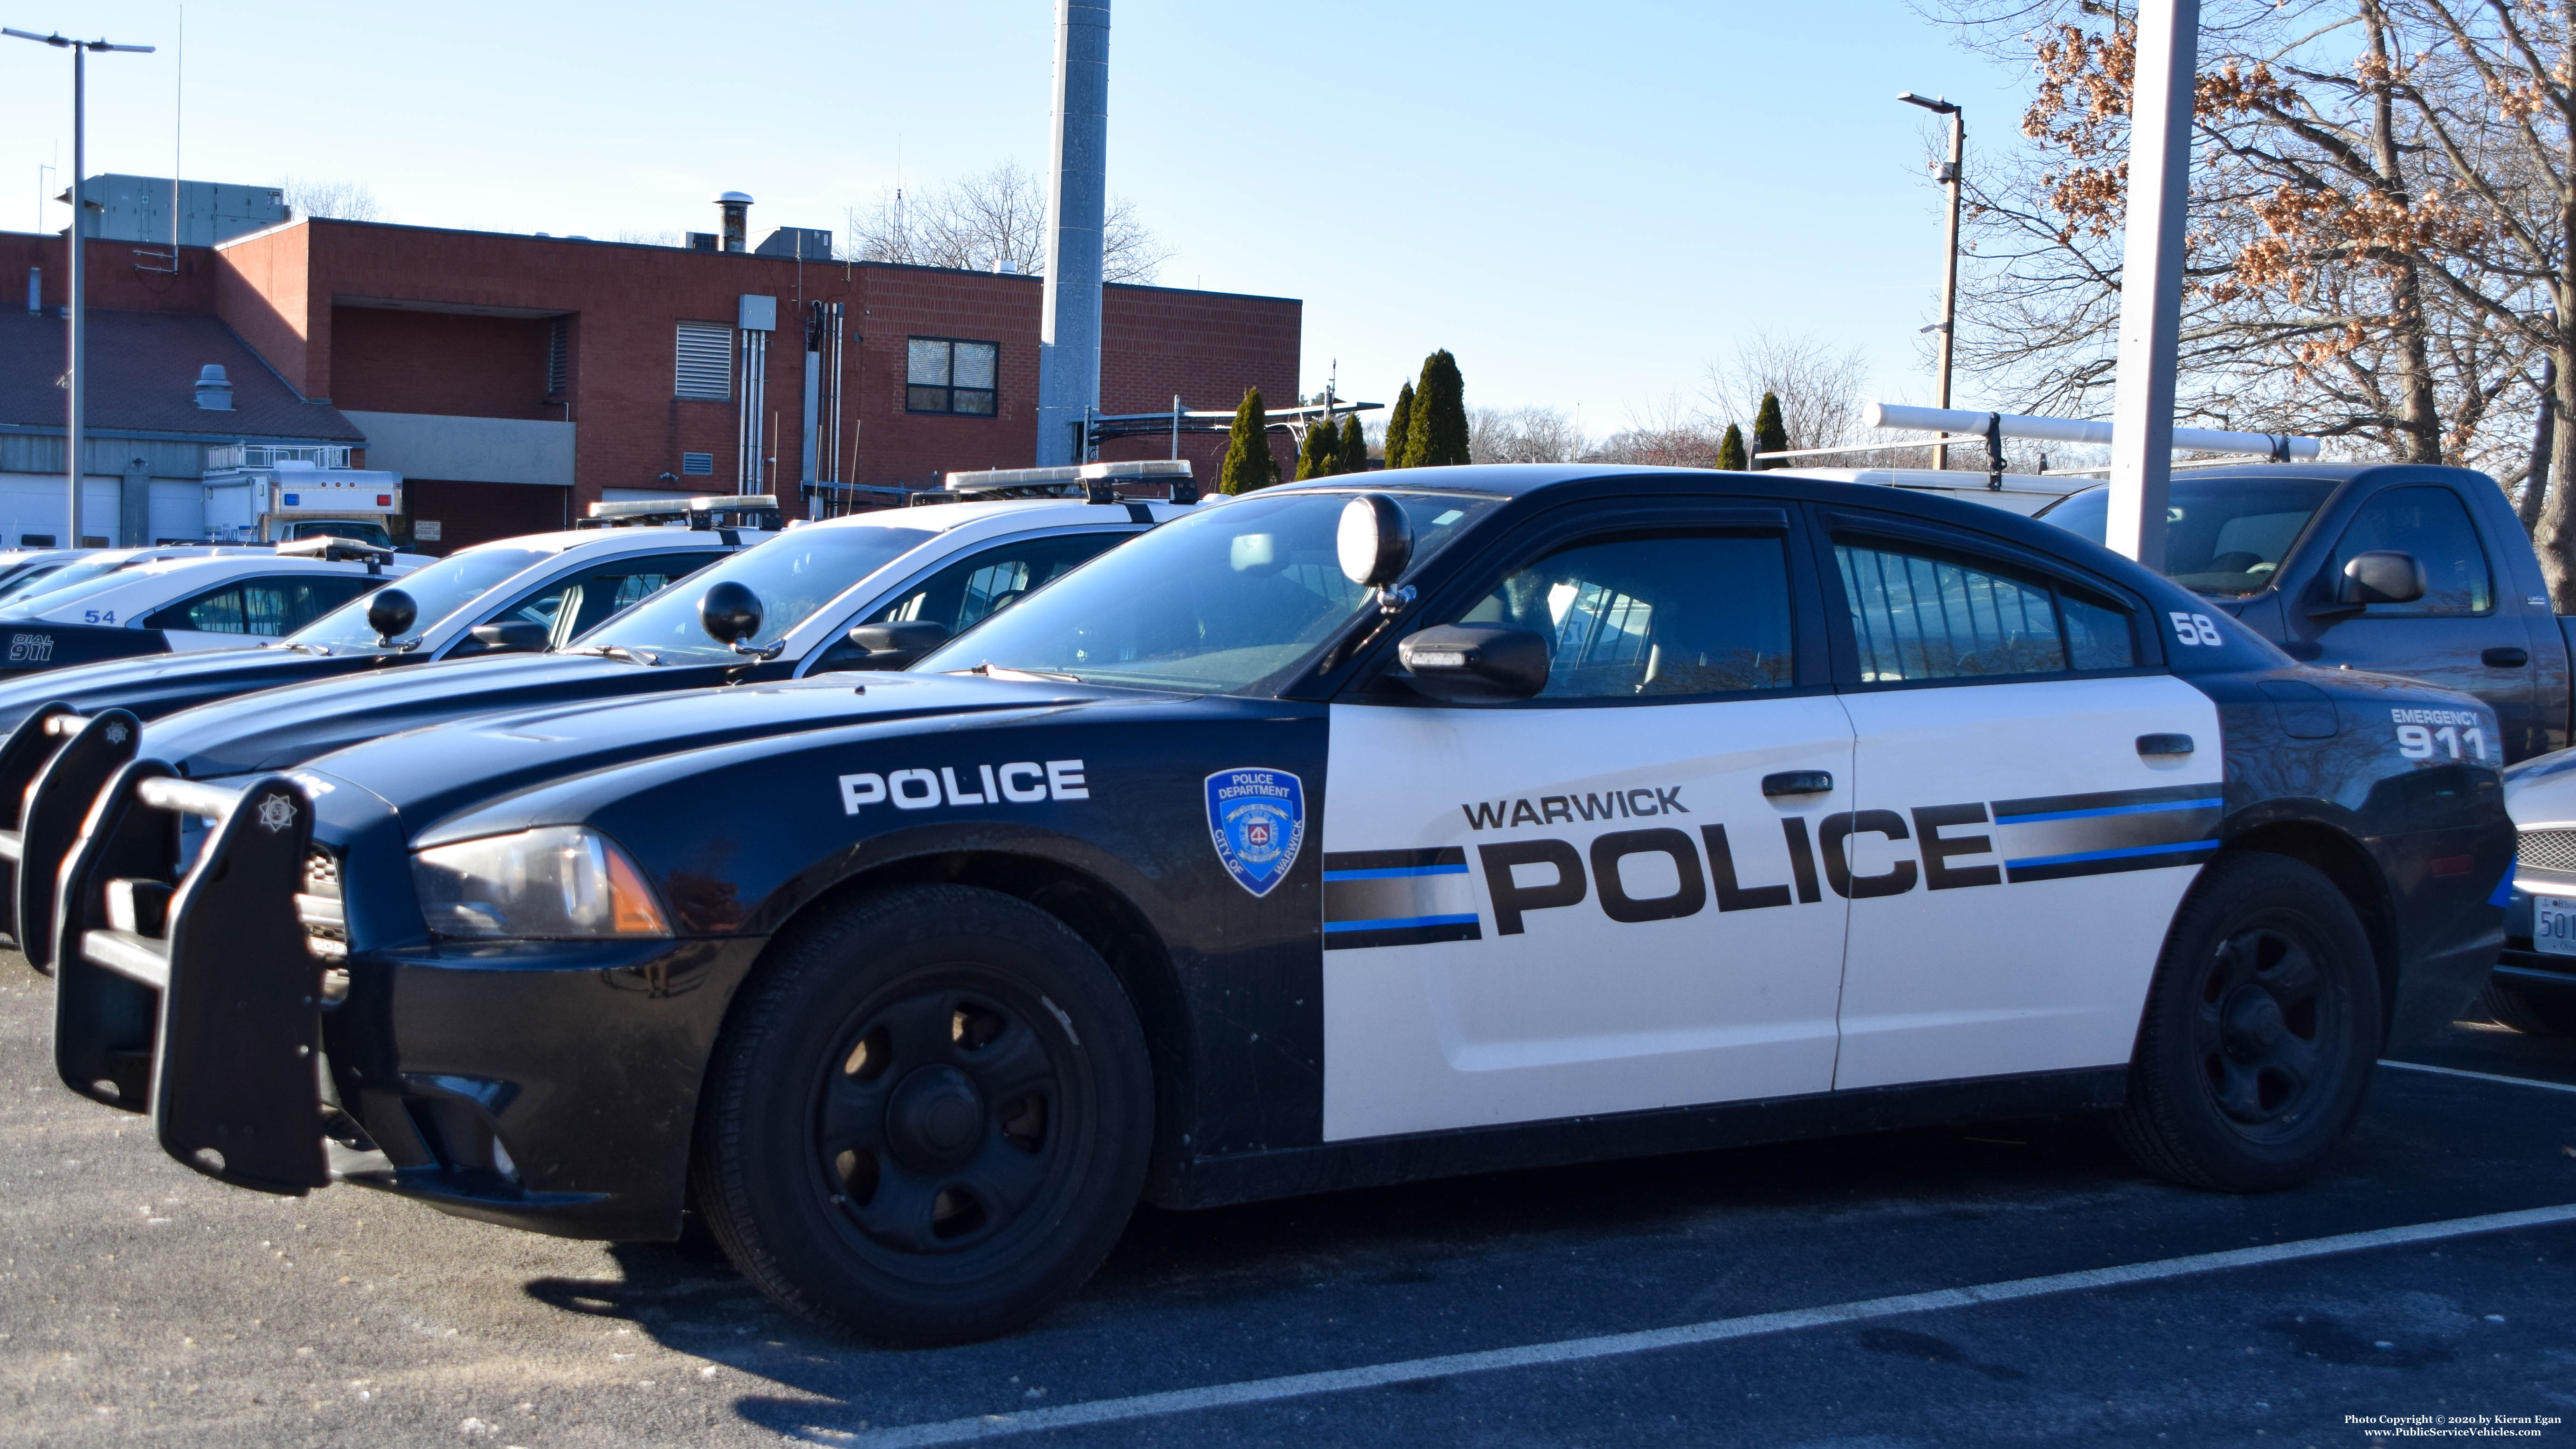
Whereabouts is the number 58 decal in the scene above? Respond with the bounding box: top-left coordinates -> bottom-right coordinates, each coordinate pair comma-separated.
2168,611 -> 2222,647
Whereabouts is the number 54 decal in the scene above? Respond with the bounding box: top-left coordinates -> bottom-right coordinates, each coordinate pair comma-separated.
2168,611 -> 2222,646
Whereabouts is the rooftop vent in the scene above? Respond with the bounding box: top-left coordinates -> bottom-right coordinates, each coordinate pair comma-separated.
714,191 -> 753,254
193,364 -> 234,412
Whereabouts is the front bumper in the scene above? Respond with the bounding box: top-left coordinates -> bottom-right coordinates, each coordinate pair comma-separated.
51,760 -> 766,1240
2498,862 -> 2576,1004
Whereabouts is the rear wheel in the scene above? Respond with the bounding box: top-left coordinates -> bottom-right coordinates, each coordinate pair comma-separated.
2114,853 -> 2381,1192
2482,977 -> 2576,1037
692,883 -> 1153,1345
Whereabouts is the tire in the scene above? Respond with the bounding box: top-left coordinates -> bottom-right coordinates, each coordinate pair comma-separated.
2482,977 -> 2576,1037
691,883 -> 1153,1345
2113,852 -> 2381,1193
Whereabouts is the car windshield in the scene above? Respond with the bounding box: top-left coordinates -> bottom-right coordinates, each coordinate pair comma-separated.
917,490 -> 1496,693
578,523 -> 938,662
287,545 -> 555,649
0,555 -> 139,612
2035,476 -> 2341,597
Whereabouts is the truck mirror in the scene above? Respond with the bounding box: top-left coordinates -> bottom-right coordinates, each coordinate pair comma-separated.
467,620 -> 550,654
365,587 -> 418,645
2337,551 -> 2427,607
1336,495 -> 1413,587
1396,624 -> 1552,703
698,581 -> 764,646
842,620 -> 951,670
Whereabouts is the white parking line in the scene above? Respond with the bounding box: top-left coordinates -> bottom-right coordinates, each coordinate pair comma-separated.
808,1202 -> 2576,1448
2381,1059 -> 2576,1095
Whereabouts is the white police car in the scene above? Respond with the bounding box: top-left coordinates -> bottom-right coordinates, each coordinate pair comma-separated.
51,465 -> 2507,1346
0,540 -> 427,676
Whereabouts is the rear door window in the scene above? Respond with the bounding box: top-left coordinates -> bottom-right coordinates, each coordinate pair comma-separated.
1833,537 -> 2137,683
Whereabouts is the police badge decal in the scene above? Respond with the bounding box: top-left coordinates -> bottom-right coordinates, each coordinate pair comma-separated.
1205,767 -> 1305,897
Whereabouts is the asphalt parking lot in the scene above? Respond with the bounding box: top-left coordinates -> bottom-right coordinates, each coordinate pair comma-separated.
2,952 -> 2570,1449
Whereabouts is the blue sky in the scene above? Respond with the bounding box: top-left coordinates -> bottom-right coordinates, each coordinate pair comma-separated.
3,0 -> 2038,433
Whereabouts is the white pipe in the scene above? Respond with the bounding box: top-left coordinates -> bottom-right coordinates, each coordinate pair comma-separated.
1863,401 -> 2318,460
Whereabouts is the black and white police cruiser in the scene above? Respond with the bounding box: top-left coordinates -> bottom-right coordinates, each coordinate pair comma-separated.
0,538 -> 428,678
50,465 -> 2508,1345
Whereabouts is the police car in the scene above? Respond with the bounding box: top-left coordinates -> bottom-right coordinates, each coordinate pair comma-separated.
2489,752 -> 2576,1034
0,540 -> 428,678
49,466 -> 2508,1346
0,521 -> 763,966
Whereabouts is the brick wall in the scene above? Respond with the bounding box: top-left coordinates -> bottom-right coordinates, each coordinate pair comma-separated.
0,231 -> 220,314
329,307 -> 557,419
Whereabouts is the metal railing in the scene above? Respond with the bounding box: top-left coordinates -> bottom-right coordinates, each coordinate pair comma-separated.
206,443 -> 354,471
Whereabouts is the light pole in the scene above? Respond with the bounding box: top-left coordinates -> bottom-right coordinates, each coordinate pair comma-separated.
1899,91 -> 1963,471
5,28 -> 157,549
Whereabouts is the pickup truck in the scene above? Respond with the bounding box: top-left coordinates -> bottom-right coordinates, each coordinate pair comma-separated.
2038,463 -> 2570,764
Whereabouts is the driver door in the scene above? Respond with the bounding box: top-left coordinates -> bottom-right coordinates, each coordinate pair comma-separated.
1319,502 -> 1854,1141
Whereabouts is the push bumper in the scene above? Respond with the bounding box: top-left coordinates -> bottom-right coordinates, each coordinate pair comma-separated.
0,704 -> 140,969
52,761 -> 761,1237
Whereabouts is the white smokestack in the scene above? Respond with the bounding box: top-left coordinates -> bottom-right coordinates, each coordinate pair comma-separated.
1034,0 -> 1109,467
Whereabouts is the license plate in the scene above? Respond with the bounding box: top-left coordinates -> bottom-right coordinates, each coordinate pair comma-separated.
2535,894 -> 2576,956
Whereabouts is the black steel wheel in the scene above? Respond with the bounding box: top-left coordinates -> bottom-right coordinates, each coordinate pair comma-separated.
693,883 -> 1152,1345
2115,852 -> 2380,1192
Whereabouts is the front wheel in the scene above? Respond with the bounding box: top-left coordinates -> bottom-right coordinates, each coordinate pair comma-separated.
692,883 -> 1153,1345
2114,852 -> 2381,1192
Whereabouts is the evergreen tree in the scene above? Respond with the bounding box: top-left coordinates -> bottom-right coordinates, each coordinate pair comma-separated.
1406,349 -> 1469,467
1384,381 -> 1416,469
1220,386 -> 1279,494
1295,414 -> 1340,480
1751,392 -> 1788,470
1339,414 -> 1368,473
1716,422 -> 1748,471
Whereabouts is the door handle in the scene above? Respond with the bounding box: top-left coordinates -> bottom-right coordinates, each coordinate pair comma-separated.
1761,770 -> 1833,797
2137,733 -> 2196,757
2483,646 -> 2530,668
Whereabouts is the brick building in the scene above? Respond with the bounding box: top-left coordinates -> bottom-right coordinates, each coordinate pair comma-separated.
2,218 -> 1301,553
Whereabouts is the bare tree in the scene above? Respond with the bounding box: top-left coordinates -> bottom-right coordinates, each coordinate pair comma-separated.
1703,332 -> 1877,465
1587,391 -> 1732,467
282,177 -> 383,223
846,161 -> 1174,283
1469,405 -> 1589,462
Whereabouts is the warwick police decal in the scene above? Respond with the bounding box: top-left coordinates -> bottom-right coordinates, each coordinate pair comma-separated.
1207,767 -> 1305,897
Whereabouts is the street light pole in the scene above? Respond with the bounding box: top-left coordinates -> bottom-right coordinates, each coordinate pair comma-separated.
1899,92 -> 1964,472
5,29 -> 157,550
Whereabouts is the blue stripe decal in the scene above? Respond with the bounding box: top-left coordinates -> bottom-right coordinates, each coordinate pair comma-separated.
1323,913 -> 1483,933
1323,865 -> 1472,882
1995,797 -> 2224,826
2005,838 -> 2221,870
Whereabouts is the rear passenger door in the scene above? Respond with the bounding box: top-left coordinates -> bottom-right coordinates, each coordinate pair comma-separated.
1321,501 -> 1855,1140
1822,514 -> 2224,1090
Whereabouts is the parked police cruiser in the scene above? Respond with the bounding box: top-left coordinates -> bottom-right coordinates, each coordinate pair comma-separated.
51,465 -> 2508,1345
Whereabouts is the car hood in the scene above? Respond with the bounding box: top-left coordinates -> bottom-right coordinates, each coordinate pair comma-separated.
300,672 -> 1111,834
0,641 -> 382,736
144,651 -> 730,780
2506,746 -> 2576,828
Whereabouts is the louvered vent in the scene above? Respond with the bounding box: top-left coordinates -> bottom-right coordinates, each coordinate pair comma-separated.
546,318 -> 570,398
681,452 -> 715,476
674,321 -> 732,400
2519,828 -> 2576,873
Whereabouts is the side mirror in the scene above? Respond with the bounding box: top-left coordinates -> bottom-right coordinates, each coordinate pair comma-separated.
365,586 -> 418,645
467,620 -> 551,654
2337,551 -> 2426,607
1396,624 -> 1551,703
698,580 -> 764,645
1336,494 -> 1413,587
841,620 -> 951,670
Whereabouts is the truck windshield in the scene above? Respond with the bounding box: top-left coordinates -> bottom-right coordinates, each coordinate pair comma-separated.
576,523 -> 938,663
2035,476 -> 2340,597
916,490 -> 1496,694
288,545 -> 554,650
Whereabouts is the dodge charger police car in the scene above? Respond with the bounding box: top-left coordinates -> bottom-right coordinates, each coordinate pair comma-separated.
0,539 -> 425,678
50,465 -> 2508,1346
0,522 -> 760,963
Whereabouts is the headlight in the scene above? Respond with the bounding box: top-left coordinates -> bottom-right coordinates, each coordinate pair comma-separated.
412,826 -> 671,940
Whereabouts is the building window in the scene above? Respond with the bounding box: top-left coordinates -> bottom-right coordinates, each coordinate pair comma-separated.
906,338 -> 998,416
675,321 -> 732,400
681,452 -> 715,476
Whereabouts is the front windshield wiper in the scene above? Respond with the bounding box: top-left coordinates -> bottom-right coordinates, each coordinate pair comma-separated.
563,644 -> 664,666
968,662 -> 1082,682
276,641 -> 335,656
